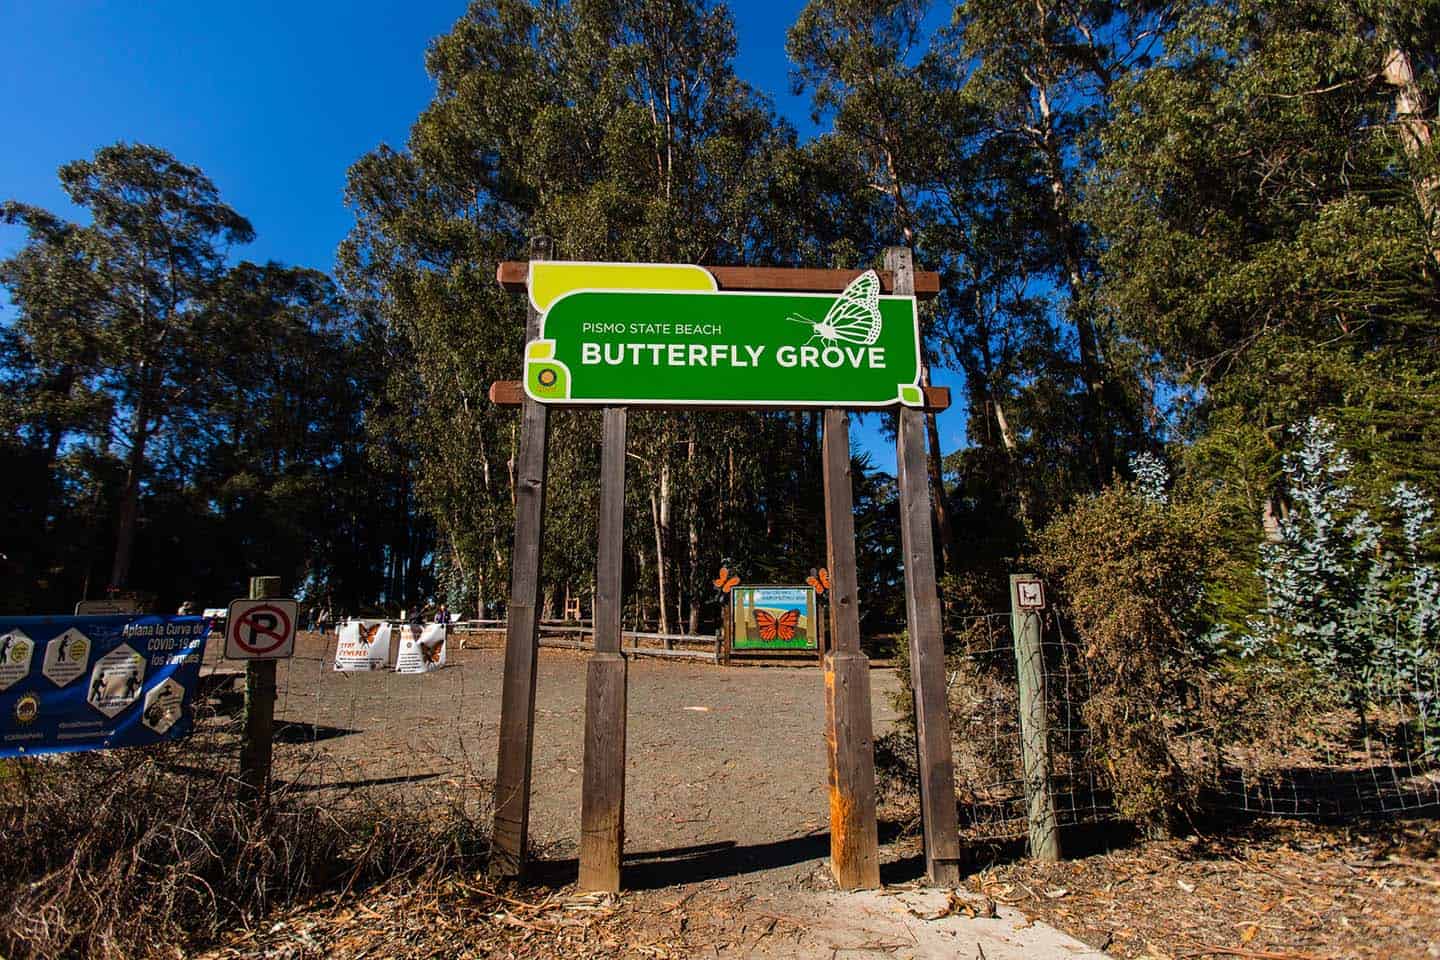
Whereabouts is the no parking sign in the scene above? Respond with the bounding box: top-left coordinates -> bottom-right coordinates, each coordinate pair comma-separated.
224,598 -> 299,660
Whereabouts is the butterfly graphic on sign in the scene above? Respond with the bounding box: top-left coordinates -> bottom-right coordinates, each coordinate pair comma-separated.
420,634 -> 445,664
359,623 -> 381,647
787,270 -> 883,348
754,608 -> 800,642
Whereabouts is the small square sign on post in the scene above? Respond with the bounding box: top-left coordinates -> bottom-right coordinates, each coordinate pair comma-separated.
224,598 -> 299,660
1015,578 -> 1046,611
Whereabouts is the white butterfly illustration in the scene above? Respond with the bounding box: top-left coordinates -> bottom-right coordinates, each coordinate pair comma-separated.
787,270 -> 884,347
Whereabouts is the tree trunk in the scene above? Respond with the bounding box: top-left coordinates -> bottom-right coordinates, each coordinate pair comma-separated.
991,395 -> 1033,527
109,402 -> 152,588
477,564 -> 486,620
1037,81 -> 1111,483
687,436 -> 700,634
920,364 -> 957,576
1382,46 -> 1439,270
650,462 -> 671,635
633,542 -> 645,631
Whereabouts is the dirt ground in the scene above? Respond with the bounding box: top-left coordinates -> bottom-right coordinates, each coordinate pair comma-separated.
193,631 -> 1440,959
968,817 -> 1440,960
206,630 -> 908,885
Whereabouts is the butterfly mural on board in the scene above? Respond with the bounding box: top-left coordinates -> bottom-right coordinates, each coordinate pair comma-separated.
787,271 -> 883,348
754,608 -> 801,642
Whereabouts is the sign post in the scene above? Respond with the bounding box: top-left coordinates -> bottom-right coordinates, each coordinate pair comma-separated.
490,239 -> 554,879
491,254 -> 955,893
1011,573 -> 1059,861
578,406 -> 628,892
890,247 -> 964,886
238,576 -> 283,804
821,408 -> 881,889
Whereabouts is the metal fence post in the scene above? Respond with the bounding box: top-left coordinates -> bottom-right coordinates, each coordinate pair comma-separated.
239,574 -> 282,803
1010,574 -> 1060,861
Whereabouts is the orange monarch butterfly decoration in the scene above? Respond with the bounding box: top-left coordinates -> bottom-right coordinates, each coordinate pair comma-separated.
806,568 -> 830,596
713,565 -> 740,594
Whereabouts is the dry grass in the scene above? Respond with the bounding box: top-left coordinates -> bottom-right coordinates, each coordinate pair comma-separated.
0,736 -> 487,959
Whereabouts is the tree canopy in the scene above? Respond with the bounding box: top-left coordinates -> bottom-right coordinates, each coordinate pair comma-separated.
2,0 -> 1437,640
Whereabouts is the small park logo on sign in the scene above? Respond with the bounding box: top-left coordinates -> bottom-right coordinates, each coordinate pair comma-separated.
225,598 -> 299,660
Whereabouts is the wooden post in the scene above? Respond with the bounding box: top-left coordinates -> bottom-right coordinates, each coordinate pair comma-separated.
719,601 -> 732,664
579,407 -> 628,892
821,408 -> 881,889
890,246 -> 964,886
1011,574 -> 1060,861
238,575 -> 282,803
816,596 -> 826,667
491,238 -> 553,878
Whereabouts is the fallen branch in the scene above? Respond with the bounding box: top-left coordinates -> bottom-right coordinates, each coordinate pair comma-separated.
1181,945 -> 1330,960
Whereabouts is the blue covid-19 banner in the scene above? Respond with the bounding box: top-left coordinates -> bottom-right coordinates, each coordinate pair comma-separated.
0,615 -> 211,758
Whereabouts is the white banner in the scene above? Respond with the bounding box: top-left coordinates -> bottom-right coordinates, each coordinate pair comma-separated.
395,623 -> 447,674
333,620 -> 391,671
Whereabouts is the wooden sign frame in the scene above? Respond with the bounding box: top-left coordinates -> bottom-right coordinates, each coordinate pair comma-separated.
488,247 -> 961,893
730,584 -> 818,652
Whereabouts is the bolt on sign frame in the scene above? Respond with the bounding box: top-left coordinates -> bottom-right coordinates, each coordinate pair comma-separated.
487,244 -> 961,892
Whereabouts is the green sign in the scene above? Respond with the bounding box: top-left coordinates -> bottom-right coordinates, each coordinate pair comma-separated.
732,586 -> 817,651
523,261 -> 924,407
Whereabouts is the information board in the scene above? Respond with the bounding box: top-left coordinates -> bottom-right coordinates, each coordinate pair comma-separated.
333,620 -> 391,671
731,585 -> 818,651
0,614 -> 210,757
395,623 -> 447,674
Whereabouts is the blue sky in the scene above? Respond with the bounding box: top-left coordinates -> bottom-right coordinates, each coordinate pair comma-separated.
0,0 -> 966,471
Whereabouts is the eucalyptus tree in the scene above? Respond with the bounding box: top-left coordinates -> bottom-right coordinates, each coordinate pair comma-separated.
1089,0 -> 1440,539
2,143 -> 256,588
787,0 -> 962,573
343,0 -> 822,628
198,262 -> 401,611
933,0 -> 1173,486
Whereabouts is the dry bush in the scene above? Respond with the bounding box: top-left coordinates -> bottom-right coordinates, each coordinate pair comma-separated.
0,739 -> 487,959
1033,483 -> 1224,836
877,616 -> 1026,829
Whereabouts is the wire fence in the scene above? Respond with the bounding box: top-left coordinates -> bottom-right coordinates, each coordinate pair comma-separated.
944,612 -> 1113,841
195,622 -> 493,821
1205,620 -> 1440,819
39,603 -> 1440,877
942,607 -> 1440,844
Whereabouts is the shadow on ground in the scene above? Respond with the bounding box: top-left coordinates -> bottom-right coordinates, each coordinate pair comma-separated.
531,820 -> 915,890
